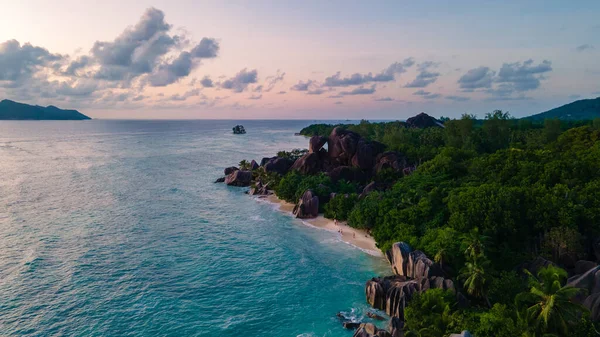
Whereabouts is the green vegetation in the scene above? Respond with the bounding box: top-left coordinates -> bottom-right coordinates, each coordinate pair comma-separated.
323,193 -> 358,221
294,112 -> 600,336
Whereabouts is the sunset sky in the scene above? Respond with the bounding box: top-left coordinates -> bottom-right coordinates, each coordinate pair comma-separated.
1,0 -> 599,119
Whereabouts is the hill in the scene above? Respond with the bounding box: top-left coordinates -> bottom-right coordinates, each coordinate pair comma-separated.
0,99 -> 91,120
524,96 -> 600,121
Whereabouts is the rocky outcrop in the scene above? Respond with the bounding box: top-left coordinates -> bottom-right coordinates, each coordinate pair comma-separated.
250,160 -> 259,170
214,177 -> 225,183
309,135 -> 328,153
343,322 -> 362,330
291,152 -> 322,175
328,127 -> 361,166
359,182 -> 388,199
585,293 -> 600,321
366,274 -> 455,319
352,323 -> 392,337
374,152 -> 407,175
224,170 -> 252,187
351,139 -> 386,170
249,180 -> 271,196
386,242 -> 412,277
366,312 -> 385,320
406,112 -> 443,128
293,190 -> 319,218
264,157 -> 294,175
567,266 -> 600,297
260,157 -> 275,167
328,166 -> 369,184
224,166 -> 239,175
385,242 -> 443,279
575,260 -> 598,275
567,265 -> 600,320
522,256 -> 555,276
387,317 -> 403,337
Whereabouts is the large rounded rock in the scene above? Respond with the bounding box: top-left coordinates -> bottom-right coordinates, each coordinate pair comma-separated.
291,152 -> 322,175
406,112 -> 442,128
365,275 -> 454,319
328,166 -> 368,184
374,152 -> 407,174
328,127 -> 361,165
260,157 -> 276,167
250,160 -> 259,170
386,243 -> 443,279
249,180 -> 271,196
352,323 -> 392,337
388,317 -> 403,337
407,250 -> 444,279
351,139 -> 386,170
575,260 -> 599,275
224,170 -> 252,187
293,190 -> 319,218
264,157 -> 294,175
224,166 -> 239,175
567,266 -> 600,298
309,135 -> 328,153
386,242 -> 412,277
584,292 -> 600,321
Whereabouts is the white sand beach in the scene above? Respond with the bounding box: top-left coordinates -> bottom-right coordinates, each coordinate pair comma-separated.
263,194 -> 383,257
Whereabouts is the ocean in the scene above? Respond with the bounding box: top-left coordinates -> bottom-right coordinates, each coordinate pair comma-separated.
0,120 -> 389,337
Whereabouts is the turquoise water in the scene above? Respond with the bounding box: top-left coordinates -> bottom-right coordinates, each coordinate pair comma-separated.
0,120 -> 388,337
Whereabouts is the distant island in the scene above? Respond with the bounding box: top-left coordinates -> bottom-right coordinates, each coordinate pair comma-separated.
0,99 -> 90,120
524,96 -> 600,121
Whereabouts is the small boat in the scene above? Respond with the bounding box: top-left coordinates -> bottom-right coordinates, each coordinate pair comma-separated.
232,125 -> 246,134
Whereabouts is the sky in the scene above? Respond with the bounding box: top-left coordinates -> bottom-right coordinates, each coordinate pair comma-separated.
0,0 -> 599,119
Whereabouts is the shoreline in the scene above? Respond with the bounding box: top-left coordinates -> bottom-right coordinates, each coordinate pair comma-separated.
257,194 -> 384,257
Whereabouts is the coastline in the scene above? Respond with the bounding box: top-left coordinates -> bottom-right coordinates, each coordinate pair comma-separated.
258,194 -> 383,257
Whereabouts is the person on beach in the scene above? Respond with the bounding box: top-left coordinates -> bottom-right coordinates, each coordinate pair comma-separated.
353,232 -> 356,239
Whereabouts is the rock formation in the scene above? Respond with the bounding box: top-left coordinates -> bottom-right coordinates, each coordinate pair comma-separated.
224,166 -> 239,175
352,323 -> 392,337
264,157 -> 294,175
291,152 -> 322,175
309,135 -> 328,153
405,112 -> 443,128
224,170 -> 252,187
351,139 -> 386,170
250,160 -> 259,170
374,152 -> 407,175
328,127 -> 362,166
366,274 -> 454,319
449,331 -> 473,337
249,180 -> 271,196
293,190 -> 319,218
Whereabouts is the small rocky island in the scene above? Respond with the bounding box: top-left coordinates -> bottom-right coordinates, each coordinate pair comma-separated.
232,125 -> 246,134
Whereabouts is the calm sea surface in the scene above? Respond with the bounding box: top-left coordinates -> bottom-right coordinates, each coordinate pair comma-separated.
0,120 -> 388,337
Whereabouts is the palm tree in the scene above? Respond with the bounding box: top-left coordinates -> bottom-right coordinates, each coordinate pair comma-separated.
238,160 -> 250,170
434,248 -> 448,270
459,254 -> 491,307
460,227 -> 490,259
515,265 -> 587,336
